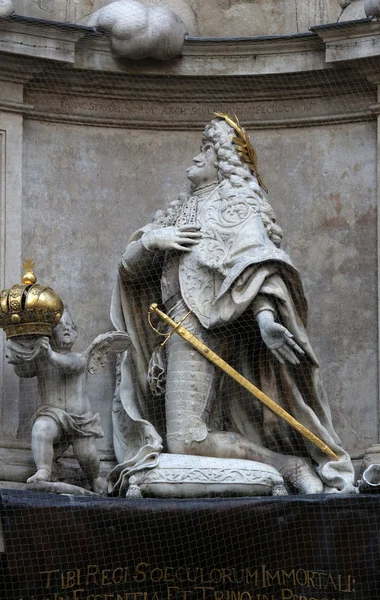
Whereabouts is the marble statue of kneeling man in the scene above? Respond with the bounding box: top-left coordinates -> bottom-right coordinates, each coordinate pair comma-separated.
6,308 -> 130,494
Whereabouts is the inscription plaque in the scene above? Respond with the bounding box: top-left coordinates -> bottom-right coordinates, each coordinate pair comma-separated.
23,92 -> 375,129
0,490 -> 379,600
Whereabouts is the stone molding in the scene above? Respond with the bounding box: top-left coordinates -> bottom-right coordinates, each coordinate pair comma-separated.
75,33 -> 326,76
0,15 -> 378,74
0,16 -> 377,130
0,16 -> 95,63
0,114 -> 22,441
0,54 -> 46,446
19,95 -> 376,130
312,17 -> 380,62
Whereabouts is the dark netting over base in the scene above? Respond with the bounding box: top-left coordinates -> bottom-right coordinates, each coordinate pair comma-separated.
1,490 -> 378,600
0,5 -> 379,600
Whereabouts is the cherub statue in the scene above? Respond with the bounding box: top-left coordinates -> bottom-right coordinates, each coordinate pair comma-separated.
6,307 -> 130,494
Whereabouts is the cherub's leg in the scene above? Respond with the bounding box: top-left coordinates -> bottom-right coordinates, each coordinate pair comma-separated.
53,440 -> 70,461
27,416 -> 61,483
72,436 -> 106,494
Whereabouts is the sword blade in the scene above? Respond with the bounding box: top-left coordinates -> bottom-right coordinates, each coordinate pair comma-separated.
149,303 -> 338,462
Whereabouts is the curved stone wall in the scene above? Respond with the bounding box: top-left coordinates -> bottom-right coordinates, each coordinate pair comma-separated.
0,16 -> 378,483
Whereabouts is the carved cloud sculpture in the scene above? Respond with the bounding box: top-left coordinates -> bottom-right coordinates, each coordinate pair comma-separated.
364,0 -> 380,16
85,0 -> 188,60
0,0 -> 13,18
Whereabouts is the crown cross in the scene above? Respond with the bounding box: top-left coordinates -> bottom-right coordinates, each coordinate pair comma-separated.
22,259 -> 35,272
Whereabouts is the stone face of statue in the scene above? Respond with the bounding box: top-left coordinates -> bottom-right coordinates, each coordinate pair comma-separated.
52,310 -> 78,351
186,142 -> 218,189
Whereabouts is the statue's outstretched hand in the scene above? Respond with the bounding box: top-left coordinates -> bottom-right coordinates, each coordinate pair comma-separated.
257,312 -> 304,366
142,226 -> 202,252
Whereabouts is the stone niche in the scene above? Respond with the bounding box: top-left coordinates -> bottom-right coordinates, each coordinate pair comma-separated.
12,0 -> 343,36
0,14 -> 379,487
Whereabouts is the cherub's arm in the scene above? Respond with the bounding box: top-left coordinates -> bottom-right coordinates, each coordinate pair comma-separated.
39,337 -> 86,374
48,350 -> 86,374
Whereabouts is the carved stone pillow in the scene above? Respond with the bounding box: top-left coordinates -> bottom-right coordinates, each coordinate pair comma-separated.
126,454 -> 287,498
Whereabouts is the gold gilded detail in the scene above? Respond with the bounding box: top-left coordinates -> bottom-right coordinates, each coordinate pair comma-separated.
214,112 -> 268,194
148,303 -> 338,462
0,261 -> 63,338
22,259 -> 37,285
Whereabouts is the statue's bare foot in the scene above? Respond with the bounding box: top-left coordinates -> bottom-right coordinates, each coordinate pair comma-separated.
92,476 -> 107,495
279,458 -> 323,494
27,468 -> 51,484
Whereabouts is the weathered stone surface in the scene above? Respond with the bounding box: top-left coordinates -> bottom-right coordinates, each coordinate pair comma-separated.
12,0 -> 94,22
0,0 -> 13,18
12,0 -> 197,34
84,0 -> 189,60
264,123 -> 378,456
13,0 -> 342,35
188,0 -> 342,37
19,119 -> 377,461
87,0 -> 197,34
364,0 -> 380,16
339,0 -> 366,20
0,20 -> 378,487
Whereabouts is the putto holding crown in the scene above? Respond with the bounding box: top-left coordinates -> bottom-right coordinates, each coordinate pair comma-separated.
0,263 -> 130,494
110,114 -> 356,496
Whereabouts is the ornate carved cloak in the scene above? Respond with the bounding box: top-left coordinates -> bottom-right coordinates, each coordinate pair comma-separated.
109,186 -> 355,495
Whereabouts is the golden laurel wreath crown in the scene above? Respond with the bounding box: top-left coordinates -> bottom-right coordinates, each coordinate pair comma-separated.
214,112 -> 268,194
0,260 -> 64,338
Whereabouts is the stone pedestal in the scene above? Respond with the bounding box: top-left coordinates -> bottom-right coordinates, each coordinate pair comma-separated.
0,489 -> 378,599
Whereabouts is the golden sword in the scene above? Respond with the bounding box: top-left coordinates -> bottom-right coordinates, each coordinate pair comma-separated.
148,303 -> 338,462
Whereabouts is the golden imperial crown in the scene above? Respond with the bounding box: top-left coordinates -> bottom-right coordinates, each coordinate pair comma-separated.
0,260 -> 63,338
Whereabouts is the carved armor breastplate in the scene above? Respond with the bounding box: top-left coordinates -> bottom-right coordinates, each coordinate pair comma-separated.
161,184 -> 291,328
179,185 -> 262,326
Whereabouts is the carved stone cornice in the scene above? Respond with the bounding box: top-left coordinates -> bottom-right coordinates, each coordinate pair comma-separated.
74,32 -> 326,77
0,100 -> 34,114
311,17 -> 380,62
0,14 -> 380,74
0,53 -> 44,84
0,15 -> 379,129
0,14 -> 94,63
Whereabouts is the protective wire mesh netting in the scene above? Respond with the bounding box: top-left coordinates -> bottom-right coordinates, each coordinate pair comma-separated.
0,7 -> 379,600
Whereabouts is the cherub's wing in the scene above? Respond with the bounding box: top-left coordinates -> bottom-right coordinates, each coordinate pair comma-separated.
85,331 -> 131,374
